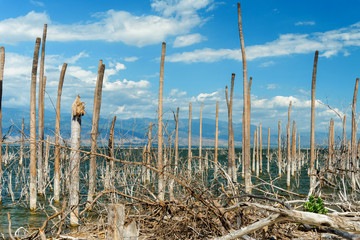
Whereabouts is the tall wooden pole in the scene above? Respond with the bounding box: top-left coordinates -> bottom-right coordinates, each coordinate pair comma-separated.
69,95 -> 85,226
310,50 -> 319,190
291,120 -> 296,176
20,118 -> 24,167
87,60 -> 105,204
214,101 -> 219,176
54,63 -> 67,202
286,101 -> 292,187
238,3 -> 251,193
278,120 -> 282,177
259,123 -> 262,173
188,102 -> 192,173
351,78 -> 359,189
267,127 -> 270,173
226,73 -> 236,182
0,46 -> 4,204
105,116 -> 116,190
146,122 -> 152,182
199,103 -> 203,172
37,24 -> 47,196
157,42 -> 166,201
30,38 -> 41,211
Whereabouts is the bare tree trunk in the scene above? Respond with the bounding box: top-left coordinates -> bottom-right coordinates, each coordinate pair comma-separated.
146,123 -> 152,182
252,129 -> 256,173
188,102 -> 192,174
169,107 -> 179,201
87,60 -> 105,204
328,118 -> 334,180
351,78 -> 359,189
256,126 -> 259,177
105,116 -> 116,190
298,132 -> 301,170
214,101 -> 219,177
69,95 -> 84,226
278,120 -> 282,177
259,123 -> 262,173
157,42 -> 166,201
30,38 -> 41,211
44,135 -> 50,187
20,118 -> 24,167
37,24 -> 47,196
286,101 -> 292,188
310,50 -> 319,191
199,103 -> 203,172
54,63 -> 67,202
267,127 -> 270,173
291,120 -> 296,176
226,73 -> 236,182
238,3 -> 251,193
0,46 -> 4,204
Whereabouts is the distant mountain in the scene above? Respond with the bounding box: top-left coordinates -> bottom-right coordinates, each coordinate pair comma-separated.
1,107 -> 330,147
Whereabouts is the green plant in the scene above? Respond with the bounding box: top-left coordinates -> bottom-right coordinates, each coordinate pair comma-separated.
304,195 -> 328,214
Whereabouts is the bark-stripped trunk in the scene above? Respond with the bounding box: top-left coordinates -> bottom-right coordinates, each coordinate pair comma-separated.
69,95 -> 85,226
351,78 -> 359,189
0,46 -> 4,203
54,63 -> 67,202
37,24 -> 47,196
267,127 -> 270,173
30,38 -> 41,211
310,50 -> 319,190
199,103 -> 203,172
286,101 -> 292,188
87,60 -> 105,204
157,42 -> 166,201
188,102 -> 192,174
105,116 -> 116,190
214,101 -> 219,177
238,3 -> 251,193
226,73 -> 236,182
278,120 -> 282,177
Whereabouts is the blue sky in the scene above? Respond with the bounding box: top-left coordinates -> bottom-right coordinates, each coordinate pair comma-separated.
0,0 -> 360,136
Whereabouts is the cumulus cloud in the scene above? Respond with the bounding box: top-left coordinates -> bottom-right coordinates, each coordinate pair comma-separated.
167,22 -> 360,63
173,33 -> 207,47
295,21 -> 315,26
0,0 -> 214,47
124,56 -> 139,62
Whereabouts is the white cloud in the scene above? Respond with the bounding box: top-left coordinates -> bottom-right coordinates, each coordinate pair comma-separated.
66,51 -> 89,64
260,61 -> 275,67
167,22 -> 360,63
0,0 -> 213,47
169,88 -> 187,97
173,33 -> 207,47
295,21 -> 315,26
266,84 -> 279,90
124,56 -> 138,62
30,0 -> 44,7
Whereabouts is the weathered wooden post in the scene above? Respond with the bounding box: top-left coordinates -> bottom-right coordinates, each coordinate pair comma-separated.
20,118 -> 24,167
226,73 -> 236,182
188,102 -> 192,173
105,116 -> 116,190
69,95 -> 85,226
146,123 -> 152,183
199,103 -> 203,172
157,42 -> 166,201
252,129 -> 256,173
107,203 -> 125,240
310,50 -> 319,191
0,46 -> 4,204
328,118 -> 334,180
278,120 -> 282,177
267,127 -> 270,173
214,101 -> 219,177
30,38 -> 41,211
351,78 -> 359,189
256,126 -> 259,177
259,123 -> 262,173
54,63 -> 67,202
37,24 -> 47,196
87,60 -> 105,204
291,120 -> 296,176
286,101 -> 292,188
169,107 -> 179,201
238,3 -> 251,193
44,135 -> 50,186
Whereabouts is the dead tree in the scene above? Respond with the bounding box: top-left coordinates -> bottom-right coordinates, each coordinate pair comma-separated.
37,24 -> 47,196
0,46 -> 4,204
87,60 -> 105,204
310,50 -> 319,191
226,73 -> 236,182
157,42 -> 166,201
69,95 -> 85,226
238,2 -> 251,193
54,63 -> 67,202
30,38 -> 41,211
